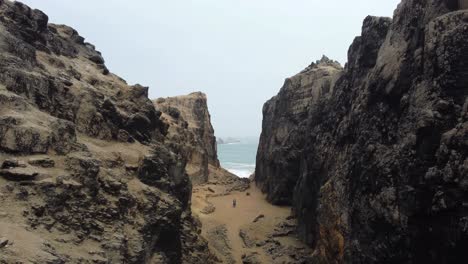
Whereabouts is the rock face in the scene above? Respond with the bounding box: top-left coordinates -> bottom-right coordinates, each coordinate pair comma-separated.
460,0 -> 468,9
256,1 -> 468,263
155,92 -> 220,184
0,1 -> 214,263
256,56 -> 343,205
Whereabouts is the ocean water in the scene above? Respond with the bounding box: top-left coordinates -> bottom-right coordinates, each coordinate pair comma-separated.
217,137 -> 258,178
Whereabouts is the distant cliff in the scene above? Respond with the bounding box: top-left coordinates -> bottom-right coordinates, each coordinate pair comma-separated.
0,1 -> 214,263
154,92 -> 220,184
256,1 -> 468,263
217,137 -> 241,145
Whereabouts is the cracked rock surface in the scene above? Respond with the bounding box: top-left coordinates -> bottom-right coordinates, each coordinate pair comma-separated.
0,1 -> 216,263
256,1 -> 468,263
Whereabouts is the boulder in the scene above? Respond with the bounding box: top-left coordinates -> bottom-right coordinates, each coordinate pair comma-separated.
1,159 -> 27,169
239,229 -> 255,248
0,115 -> 51,154
28,158 -> 55,168
0,167 -> 38,181
88,54 -> 104,64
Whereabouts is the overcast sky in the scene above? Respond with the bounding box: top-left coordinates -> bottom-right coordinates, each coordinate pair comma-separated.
21,0 -> 400,137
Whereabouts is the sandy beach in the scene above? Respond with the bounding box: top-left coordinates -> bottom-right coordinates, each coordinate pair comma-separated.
191,171 -> 311,264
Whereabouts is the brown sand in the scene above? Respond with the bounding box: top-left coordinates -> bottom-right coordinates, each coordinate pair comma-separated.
192,181 -> 308,263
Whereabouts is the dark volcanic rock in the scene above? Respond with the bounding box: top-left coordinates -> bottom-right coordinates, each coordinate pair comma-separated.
255,56 -> 343,205
256,1 -> 468,263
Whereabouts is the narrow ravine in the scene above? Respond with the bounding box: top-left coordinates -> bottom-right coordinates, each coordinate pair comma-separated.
191,170 -> 312,264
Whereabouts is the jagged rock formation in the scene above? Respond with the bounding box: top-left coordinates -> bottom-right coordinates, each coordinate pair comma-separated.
256,56 -> 343,205
154,92 -> 220,185
0,1 -> 215,263
256,0 -> 468,263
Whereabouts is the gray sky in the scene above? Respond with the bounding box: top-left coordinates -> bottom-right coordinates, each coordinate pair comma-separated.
21,0 -> 400,137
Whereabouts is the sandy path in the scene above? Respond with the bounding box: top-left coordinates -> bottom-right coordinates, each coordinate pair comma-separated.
208,184 -> 289,261
192,182 -> 306,263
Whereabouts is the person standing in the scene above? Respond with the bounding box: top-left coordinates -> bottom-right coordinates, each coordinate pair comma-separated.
232,198 -> 237,208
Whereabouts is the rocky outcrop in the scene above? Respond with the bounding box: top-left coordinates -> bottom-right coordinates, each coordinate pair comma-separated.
155,92 -> 220,184
256,1 -> 468,263
256,56 -> 343,205
0,1 -> 214,263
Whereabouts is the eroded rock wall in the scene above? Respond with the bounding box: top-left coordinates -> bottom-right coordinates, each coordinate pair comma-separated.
255,56 -> 343,205
155,92 -> 220,185
0,1 -> 214,263
256,0 -> 468,263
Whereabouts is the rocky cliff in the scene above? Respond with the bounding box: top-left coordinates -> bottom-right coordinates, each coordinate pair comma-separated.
256,0 -> 468,263
256,56 -> 343,205
0,1 -> 214,263
154,92 -> 220,185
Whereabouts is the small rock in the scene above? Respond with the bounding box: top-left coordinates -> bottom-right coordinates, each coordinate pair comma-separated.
89,235 -> 103,242
55,238 -> 70,243
286,215 -> 295,220
239,229 -> 255,248
117,130 -> 132,143
253,214 -> 265,223
91,256 -> 108,264
85,42 -> 96,50
56,175 -> 65,185
0,237 -> 9,248
102,67 -> 110,75
201,204 -> 216,215
255,240 -> 266,247
125,164 -> 139,172
88,54 -> 104,64
0,168 -> 38,181
5,184 -> 14,192
62,79 -> 73,86
1,159 -> 27,169
242,252 -> 261,264
435,100 -> 451,112
108,179 -> 122,190
89,250 -> 106,256
28,158 -> 55,168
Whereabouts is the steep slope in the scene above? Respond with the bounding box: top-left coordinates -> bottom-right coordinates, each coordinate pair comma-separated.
256,1 -> 468,263
154,92 -> 220,185
0,1 -> 214,263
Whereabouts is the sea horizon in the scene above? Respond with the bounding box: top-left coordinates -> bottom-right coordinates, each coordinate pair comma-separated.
217,136 -> 259,178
